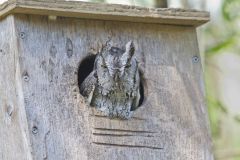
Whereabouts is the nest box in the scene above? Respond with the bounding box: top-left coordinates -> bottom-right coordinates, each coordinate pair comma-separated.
0,1 -> 212,160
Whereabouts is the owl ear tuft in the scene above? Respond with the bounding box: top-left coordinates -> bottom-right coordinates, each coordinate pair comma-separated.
100,40 -> 112,53
122,41 -> 135,62
125,41 -> 135,57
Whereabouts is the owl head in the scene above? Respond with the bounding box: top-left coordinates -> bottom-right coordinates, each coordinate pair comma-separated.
94,41 -> 138,84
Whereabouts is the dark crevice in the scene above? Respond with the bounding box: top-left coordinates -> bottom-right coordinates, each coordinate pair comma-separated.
93,133 -> 154,137
93,142 -> 164,150
94,128 -> 157,134
78,54 -> 96,88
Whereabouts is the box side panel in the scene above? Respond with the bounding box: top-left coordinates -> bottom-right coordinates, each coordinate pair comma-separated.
14,14 -> 213,160
14,14 -> 91,160
0,15 -> 32,160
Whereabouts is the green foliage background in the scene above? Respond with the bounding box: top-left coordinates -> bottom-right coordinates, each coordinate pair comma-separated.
204,0 -> 240,159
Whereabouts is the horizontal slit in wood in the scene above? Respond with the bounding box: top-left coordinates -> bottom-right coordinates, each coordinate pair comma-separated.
91,114 -> 146,120
92,133 -> 154,137
94,128 -> 157,134
93,142 -> 164,150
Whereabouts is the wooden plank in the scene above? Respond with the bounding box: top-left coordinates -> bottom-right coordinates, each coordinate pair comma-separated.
0,15 -> 32,160
14,14 -> 213,160
0,0 -> 209,26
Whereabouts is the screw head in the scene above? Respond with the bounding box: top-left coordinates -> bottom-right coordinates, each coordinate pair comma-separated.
24,76 -> 29,82
192,56 -> 199,63
19,32 -> 26,39
23,71 -> 30,82
32,126 -> 38,134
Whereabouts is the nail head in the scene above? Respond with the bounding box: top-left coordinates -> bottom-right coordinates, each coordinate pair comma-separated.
192,56 -> 199,63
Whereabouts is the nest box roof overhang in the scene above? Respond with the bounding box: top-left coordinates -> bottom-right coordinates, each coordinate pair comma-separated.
0,0 -> 210,26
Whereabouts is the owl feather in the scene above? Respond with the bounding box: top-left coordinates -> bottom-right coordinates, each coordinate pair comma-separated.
80,41 -> 140,119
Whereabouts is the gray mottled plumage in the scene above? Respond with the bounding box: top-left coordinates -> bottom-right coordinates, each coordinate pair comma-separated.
80,41 -> 140,119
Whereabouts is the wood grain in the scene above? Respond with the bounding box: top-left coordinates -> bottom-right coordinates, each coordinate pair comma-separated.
0,0 -> 209,26
0,15 -> 32,160
10,14 -> 213,160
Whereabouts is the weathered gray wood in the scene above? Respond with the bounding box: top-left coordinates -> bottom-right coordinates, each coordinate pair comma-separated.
0,0 -> 209,26
10,14 -> 213,160
0,15 -> 32,160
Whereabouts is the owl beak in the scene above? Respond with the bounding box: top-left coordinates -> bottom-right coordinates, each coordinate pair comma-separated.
114,75 -> 117,81
113,70 -> 121,81
113,73 -> 120,81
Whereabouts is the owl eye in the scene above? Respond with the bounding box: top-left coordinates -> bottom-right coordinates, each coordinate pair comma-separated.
101,64 -> 107,68
125,64 -> 131,68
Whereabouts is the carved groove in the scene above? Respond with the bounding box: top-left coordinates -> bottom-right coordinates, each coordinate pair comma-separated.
93,133 -> 154,137
93,142 -> 164,150
91,114 -> 146,120
94,128 -> 157,134
132,117 -> 146,120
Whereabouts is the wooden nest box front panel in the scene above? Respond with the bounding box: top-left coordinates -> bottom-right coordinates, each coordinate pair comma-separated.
0,1 -> 212,160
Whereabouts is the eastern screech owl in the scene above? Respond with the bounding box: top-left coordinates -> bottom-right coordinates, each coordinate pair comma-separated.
80,41 -> 140,119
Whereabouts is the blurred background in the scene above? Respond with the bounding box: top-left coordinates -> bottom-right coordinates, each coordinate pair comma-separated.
77,0 -> 240,159
0,0 -> 238,159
